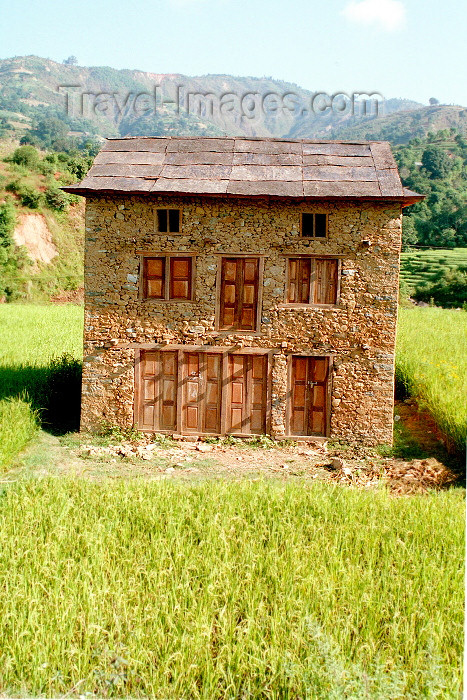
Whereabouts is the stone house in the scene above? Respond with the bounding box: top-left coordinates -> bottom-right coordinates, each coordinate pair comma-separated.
65,136 -> 422,444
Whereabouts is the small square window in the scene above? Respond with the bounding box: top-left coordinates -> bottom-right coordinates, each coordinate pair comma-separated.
156,208 -> 180,233
301,213 -> 328,238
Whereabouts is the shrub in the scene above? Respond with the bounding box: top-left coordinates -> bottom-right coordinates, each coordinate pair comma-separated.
10,145 -> 40,169
43,354 -> 82,433
44,186 -> 69,211
19,186 -> 42,209
413,266 -> 467,308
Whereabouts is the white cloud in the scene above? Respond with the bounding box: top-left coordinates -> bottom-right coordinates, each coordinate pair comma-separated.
341,0 -> 406,32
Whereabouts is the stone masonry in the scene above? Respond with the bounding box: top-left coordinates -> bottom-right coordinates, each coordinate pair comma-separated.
81,194 -> 403,445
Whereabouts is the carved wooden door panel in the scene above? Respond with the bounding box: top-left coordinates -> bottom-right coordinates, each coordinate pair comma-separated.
137,350 -> 178,432
227,354 -> 267,435
290,356 -> 329,436
182,352 -> 222,434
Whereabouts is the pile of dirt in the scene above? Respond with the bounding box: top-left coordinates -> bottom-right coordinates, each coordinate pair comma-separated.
328,457 -> 458,494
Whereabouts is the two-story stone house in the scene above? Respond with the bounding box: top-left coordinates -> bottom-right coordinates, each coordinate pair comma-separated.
65,136 -> 422,444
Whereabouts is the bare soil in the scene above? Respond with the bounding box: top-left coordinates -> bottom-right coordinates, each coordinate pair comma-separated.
13,212 -> 57,265
6,399 -> 461,496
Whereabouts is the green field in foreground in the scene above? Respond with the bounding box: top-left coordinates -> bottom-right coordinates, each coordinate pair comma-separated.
397,307 -> 467,448
0,479 -> 463,698
0,304 -> 83,468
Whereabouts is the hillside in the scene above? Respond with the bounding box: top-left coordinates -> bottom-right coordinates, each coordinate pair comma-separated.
0,143 -> 85,302
1,55 -> 467,304
0,54 -> 454,144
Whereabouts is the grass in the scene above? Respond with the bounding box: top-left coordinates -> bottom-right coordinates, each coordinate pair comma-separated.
0,396 -> 39,469
0,478 -> 463,698
397,307 -> 467,449
0,303 -> 83,467
400,247 -> 467,294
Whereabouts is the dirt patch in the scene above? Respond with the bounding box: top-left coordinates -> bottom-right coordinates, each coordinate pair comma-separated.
50,288 -> 84,304
13,213 -> 58,265
7,431 -> 460,496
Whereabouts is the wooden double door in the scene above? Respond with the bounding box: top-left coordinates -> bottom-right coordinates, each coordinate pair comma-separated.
289,356 -> 330,437
136,350 -> 268,436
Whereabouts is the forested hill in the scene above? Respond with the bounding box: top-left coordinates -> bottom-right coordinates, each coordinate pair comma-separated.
396,131 -> 467,249
1,54 -> 466,146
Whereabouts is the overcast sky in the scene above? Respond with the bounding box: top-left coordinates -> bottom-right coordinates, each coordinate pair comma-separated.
2,0 -> 465,105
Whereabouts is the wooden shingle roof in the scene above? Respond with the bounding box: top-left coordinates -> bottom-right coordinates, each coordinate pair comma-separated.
63,136 -> 424,203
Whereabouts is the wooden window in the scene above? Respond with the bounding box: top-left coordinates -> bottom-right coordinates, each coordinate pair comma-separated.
156,208 -> 181,233
286,257 -> 339,305
142,255 -> 193,301
301,212 -> 327,238
219,257 -> 260,331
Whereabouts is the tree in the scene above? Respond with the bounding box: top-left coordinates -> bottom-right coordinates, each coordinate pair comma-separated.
63,56 -> 78,66
30,118 -> 69,150
11,145 -> 40,168
421,146 -> 451,179
429,97 -> 440,106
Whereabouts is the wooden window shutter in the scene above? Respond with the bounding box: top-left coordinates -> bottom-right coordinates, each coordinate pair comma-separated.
287,258 -> 311,303
313,259 -> 338,305
220,257 -> 259,331
144,257 -> 165,299
169,257 -> 192,300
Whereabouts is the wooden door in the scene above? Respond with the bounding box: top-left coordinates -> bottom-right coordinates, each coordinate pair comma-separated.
182,352 -> 222,434
219,258 -> 259,331
290,356 -> 329,436
227,354 -> 267,435
137,350 -> 178,432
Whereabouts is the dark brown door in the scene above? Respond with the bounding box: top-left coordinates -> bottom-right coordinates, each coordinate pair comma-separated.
182,352 -> 223,434
227,354 -> 267,435
138,350 -> 178,432
219,258 -> 259,331
290,356 -> 329,436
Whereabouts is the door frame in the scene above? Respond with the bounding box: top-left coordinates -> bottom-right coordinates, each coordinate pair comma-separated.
285,353 -> 333,438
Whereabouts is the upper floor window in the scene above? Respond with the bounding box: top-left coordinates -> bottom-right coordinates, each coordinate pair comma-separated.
286,257 -> 339,305
218,257 -> 261,331
301,212 -> 327,238
142,255 -> 193,301
156,208 -> 181,233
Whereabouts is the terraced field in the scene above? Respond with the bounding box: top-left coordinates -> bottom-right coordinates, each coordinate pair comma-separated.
400,247 -> 467,294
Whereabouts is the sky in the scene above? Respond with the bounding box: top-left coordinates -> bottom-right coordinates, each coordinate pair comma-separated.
1,0 -> 466,105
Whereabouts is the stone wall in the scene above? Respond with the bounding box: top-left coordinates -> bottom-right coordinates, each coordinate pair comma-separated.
81,194 -> 402,444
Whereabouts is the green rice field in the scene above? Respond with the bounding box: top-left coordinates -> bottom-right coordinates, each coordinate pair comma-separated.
0,478 -> 463,698
396,307 -> 467,449
400,247 -> 467,294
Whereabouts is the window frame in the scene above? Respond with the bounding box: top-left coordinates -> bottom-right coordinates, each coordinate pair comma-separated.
214,254 -> 265,334
282,255 -> 341,307
299,211 -> 329,239
138,252 -> 196,302
154,207 -> 182,234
